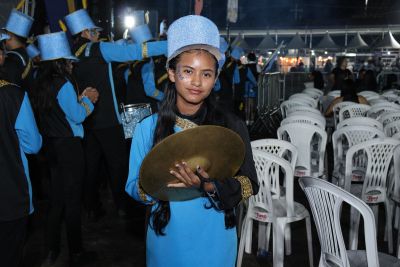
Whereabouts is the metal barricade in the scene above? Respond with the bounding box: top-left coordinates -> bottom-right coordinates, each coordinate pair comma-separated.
283,72 -> 310,99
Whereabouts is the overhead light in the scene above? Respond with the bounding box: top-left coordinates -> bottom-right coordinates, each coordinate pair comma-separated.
124,15 -> 135,29
324,51 -> 328,55
387,51 -> 391,55
268,51 -> 272,55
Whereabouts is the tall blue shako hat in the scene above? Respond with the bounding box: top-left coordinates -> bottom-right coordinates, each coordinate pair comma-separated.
37,32 -> 78,61
2,9 -> 34,38
64,9 -> 102,35
129,24 -> 153,44
219,37 -> 229,54
26,43 -> 40,58
167,15 -> 221,67
0,32 -> 10,42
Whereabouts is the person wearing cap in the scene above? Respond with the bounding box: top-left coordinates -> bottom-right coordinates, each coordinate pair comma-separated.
125,24 -> 165,112
64,9 -> 167,219
0,42 -> 42,267
29,31 -> 98,266
2,9 -> 34,90
125,15 -> 258,267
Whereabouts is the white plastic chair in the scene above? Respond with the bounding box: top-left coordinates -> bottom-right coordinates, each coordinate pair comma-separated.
391,146 -> 400,258
281,114 -> 326,129
369,97 -> 390,105
249,139 -> 299,251
290,93 -> 319,108
338,104 -> 370,123
377,112 -> 400,128
336,117 -> 383,131
277,123 -> 327,178
303,88 -> 324,100
280,99 -> 313,118
328,90 -> 341,97
286,105 -> 322,117
332,101 -> 356,127
344,138 -> 400,253
358,90 -> 379,98
384,121 -> 400,137
237,150 -> 313,267
299,177 -> 400,267
332,126 -> 385,187
367,103 -> 400,119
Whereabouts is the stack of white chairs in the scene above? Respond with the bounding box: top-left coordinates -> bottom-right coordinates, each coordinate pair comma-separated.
332,125 -> 385,187
299,177 -> 400,266
378,112 -> 400,128
338,104 -> 370,123
367,102 -> 400,119
289,93 -> 319,108
277,123 -> 327,178
280,99 -> 313,118
384,120 -> 400,137
237,149 -> 313,267
336,117 -> 383,131
332,101 -> 355,128
281,114 -> 326,129
391,146 -> 400,258
303,88 -> 323,100
343,138 -> 400,253
327,90 -> 341,98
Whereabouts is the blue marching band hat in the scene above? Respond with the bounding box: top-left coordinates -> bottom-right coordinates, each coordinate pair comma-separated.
37,32 -> 78,61
64,9 -> 102,35
129,24 -> 153,44
26,43 -> 40,58
219,37 -> 229,54
2,9 -> 34,38
167,15 -> 221,66
0,32 -> 10,42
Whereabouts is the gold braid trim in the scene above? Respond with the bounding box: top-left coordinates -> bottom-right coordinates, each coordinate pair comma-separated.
152,89 -> 160,97
138,182 -> 155,204
157,73 -> 168,86
175,117 -> 198,130
0,80 -> 11,88
80,101 -> 92,116
234,176 -> 253,201
75,43 -> 88,57
21,59 -> 32,80
142,42 -> 148,59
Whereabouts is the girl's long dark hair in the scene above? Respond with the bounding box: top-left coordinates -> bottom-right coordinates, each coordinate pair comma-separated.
150,50 -> 236,235
30,59 -> 73,115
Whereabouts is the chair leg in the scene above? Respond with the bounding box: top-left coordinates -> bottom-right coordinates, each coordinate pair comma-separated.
258,222 -> 266,251
265,223 -> 271,251
397,208 -> 400,258
284,224 -> 292,255
371,204 -> 379,230
237,218 -> 250,267
305,216 -> 314,267
245,219 -> 254,254
349,207 -> 361,250
237,202 -> 245,237
273,222 -> 285,267
385,200 -> 394,254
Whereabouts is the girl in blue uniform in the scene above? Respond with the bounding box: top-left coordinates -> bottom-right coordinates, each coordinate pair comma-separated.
126,15 -> 258,267
30,32 -> 98,266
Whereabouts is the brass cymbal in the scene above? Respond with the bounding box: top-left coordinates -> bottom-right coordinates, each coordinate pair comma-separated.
139,125 -> 245,201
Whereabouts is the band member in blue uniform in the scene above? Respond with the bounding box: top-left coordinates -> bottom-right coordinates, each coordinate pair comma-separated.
125,24 -> 165,112
2,9 -> 34,90
0,46 -> 42,267
63,9 -> 167,219
30,32 -> 99,266
126,15 -> 258,267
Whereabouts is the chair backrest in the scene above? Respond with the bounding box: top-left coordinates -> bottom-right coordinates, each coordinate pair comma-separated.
280,99 -> 312,118
299,177 -> 380,267
391,146 -> 400,203
367,102 -> 400,119
251,150 -> 294,217
289,93 -> 318,108
338,104 -> 370,123
251,139 -> 298,170
332,126 -> 386,169
377,111 -> 400,128
384,120 -> 400,137
286,105 -> 321,116
332,101 -> 356,127
281,114 -> 326,129
303,88 -> 324,97
344,138 -> 400,203
368,98 -> 389,105
358,90 -> 379,98
328,90 -> 341,97
336,117 -> 383,131
277,122 -> 327,177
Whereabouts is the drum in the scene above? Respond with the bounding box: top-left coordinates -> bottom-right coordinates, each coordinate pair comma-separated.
120,103 -> 152,139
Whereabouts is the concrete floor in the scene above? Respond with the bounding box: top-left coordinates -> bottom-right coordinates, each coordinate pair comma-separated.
21,140 -> 394,267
